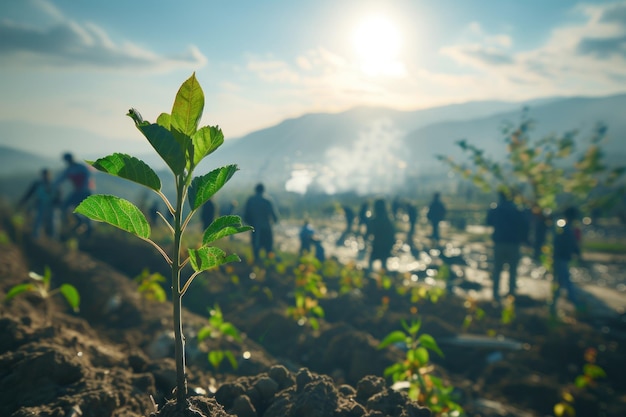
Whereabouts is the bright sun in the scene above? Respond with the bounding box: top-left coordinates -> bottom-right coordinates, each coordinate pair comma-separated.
352,15 -> 404,76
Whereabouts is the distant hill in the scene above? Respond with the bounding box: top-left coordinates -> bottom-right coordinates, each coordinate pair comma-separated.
206,94 -> 626,195
0,146 -> 59,176
2,94 -> 624,198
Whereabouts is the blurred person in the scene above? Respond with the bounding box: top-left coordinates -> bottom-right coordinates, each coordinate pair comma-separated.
486,191 -> 529,302
336,204 -> 355,245
18,168 -> 59,238
357,201 -> 370,236
244,183 -> 279,262
299,219 -> 316,256
366,198 -> 395,271
54,152 -> 94,238
201,198 -> 216,230
406,201 -> 418,245
551,207 -> 586,314
426,192 -> 446,242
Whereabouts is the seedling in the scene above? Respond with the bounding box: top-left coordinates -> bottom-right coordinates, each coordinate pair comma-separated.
554,347 -> 606,417
75,74 -> 251,410
4,266 -> 80,321
286,256 -> 326,330
378,318 -> 463,415
134,268 -> 167,303
197,303 -> 242,370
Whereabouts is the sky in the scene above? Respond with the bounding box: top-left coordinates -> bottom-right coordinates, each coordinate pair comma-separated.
1,0 -> 626,146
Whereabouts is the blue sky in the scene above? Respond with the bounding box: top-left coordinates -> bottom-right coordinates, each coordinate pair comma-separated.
1,0 -> 625,145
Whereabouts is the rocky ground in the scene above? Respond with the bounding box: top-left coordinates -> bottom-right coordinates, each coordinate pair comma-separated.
1,213 -> 625,417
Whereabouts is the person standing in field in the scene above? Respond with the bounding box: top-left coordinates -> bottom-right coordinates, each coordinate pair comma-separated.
54,152 -> 94,238
486,191 -> 528,302
551,206 -> 586,314
201,198 -> 216,230
366,198 -> 396,271
426,192 -> 446,242
18,168 -> 59,238
244,183 -> 279,262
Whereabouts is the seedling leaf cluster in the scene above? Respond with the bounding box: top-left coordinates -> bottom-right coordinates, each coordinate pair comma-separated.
75,73 -> 251,410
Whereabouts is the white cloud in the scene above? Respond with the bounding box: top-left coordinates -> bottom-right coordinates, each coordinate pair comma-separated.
0,0 -> 206,71
439,1 -> 626,98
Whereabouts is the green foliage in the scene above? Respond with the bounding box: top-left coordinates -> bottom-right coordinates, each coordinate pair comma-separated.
134,269 -> 167,302
437,110 -> 625,212
378,319 -> 463,415
74,73 -> 251,408
554,347 -> 606,417
197,304 -> 242,371
4,266 -> 80,315
286,255 -> 326,330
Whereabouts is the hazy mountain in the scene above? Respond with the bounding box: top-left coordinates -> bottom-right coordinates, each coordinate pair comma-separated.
0,146 -> 59,176
206,94 -> 626,195
1,95 -> 624,198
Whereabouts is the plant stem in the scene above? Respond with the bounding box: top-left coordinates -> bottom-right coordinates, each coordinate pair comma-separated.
172,175 -> 187,408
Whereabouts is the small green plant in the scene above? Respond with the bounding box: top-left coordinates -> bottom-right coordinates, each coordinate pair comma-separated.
554,347 -> 606,417
75,73 -> 251,410
4,266 -> 80,321
286,255 -> 326,330
134,268 -> 167,302
461,297 -> 485,330
378,318 -> 463,416
197,304 -> 242,370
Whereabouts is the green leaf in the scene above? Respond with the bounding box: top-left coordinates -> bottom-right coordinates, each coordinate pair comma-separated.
59,284 -> 80,312
377,330 -> 407,350
197,326 -> 213,341
90,153 -> 161,191
583,363 -> 606,379
134,122 -> 186,174
383,363 -> 405,378
419,333 -> 444,357
4,283 -> 35,301
224,350 -> 238,370
202,215 -> 252,245
574,375 -> 588,388
308,317 -> 320,330
311,305 -> 325,318
191,126 -> 224,166
171,73 -> 204,137
188,165 -> 238,210
75,195 -> 150,239
414,346 -> 430,365
208,350 -> 224,369
157,113 -> 171,129
188,246 -> 241,272
218,322 -> 242,342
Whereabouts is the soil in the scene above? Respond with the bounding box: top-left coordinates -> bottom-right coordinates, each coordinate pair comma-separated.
1,216 -> 625,417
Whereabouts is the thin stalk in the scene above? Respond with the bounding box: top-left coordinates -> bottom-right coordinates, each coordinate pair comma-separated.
172,175 -> 187,408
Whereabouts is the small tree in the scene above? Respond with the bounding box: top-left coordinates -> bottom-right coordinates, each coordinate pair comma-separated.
437,108 -> 625,212
75,73 -> 251,411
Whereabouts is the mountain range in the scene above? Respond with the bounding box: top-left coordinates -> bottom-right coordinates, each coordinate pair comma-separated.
1,94 -> 624,197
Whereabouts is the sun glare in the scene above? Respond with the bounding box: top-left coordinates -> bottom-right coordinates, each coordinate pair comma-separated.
352,15 -> 405,77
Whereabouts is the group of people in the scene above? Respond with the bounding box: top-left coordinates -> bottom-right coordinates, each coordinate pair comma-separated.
19,153 -> 94,239
18,165 -> 585,312
238,185 -> 583,313
487,191 -> 584,312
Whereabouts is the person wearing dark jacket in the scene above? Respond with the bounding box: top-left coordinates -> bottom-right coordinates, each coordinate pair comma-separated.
551,207 -> 584,312
486,191 -> 528,301
366,198 -> 395,271
244,183 -> 278,262
427,193 -> 446,242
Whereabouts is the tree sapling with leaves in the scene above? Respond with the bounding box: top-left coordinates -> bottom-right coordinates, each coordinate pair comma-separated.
75,73 -> 252,412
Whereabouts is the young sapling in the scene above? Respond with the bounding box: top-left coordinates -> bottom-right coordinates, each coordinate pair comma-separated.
75,73 -> 251,411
